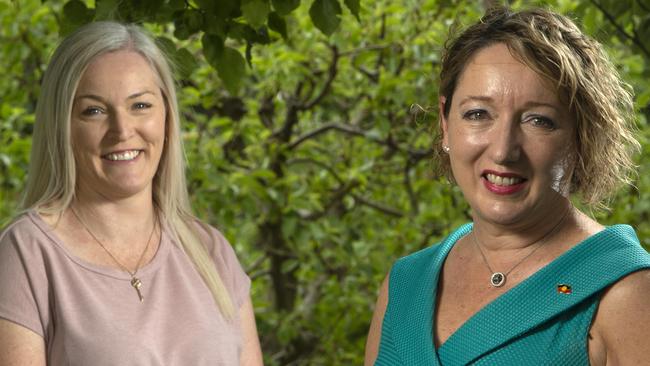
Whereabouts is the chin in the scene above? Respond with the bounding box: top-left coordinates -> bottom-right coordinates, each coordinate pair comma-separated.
473,202 -> 530,226
105,176 -> 153,197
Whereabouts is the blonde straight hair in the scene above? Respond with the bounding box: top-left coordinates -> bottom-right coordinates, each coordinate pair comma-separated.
21,21 -> 235,318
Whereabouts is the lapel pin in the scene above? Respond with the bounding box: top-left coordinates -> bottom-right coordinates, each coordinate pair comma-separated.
557,284 -> 572,294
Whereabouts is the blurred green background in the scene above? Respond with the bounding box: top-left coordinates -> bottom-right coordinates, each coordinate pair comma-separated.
1,0 -> 649,364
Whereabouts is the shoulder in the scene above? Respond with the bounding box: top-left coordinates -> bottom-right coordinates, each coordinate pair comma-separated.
392,224 -> 471,279
188,219 -> 248,278
597,268 -> 650,318
188,220 -> 243,267
390,244 -> 441,280
191,220 -> 231,251
0,212 -> 46,251
591,268 -> 650,363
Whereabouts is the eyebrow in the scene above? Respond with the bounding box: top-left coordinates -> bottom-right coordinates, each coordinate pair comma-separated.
75,90 -> 156,103
458,95 -> 560,110
458,95 -> 493,107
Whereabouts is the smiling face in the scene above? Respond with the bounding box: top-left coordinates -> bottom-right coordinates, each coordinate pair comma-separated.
441,43 -> 576,227
71,50 -> 167,201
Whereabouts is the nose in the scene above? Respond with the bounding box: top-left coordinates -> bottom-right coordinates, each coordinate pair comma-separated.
108,109 -> 134,141
489,118 -> 521,164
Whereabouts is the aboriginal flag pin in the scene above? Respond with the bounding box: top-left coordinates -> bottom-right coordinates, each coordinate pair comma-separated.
557,284 -> 572,294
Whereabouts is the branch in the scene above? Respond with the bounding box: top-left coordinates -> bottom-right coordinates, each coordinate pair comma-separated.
258,94 -> 275,129
287,158 -> 403,219
403,158 -> 419,215
417,224 -> 444,250
352,194 -> 404,217
287,118 -> 433,162
590,0 -> 650,58
638,0 -> 650,12
299,181 -> 359,221
287,123 -> 366,150
246,253 -> 268,274
288,157 -> 345,185
338,44 -> 393,57
298,45 -> 339,110
249,269 -> 271,280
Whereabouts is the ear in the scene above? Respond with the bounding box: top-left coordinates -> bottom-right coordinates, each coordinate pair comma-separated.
439,96 -> 450,148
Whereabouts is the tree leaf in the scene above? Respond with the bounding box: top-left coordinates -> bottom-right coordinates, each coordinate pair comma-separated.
343,0 -> 359,21
215,47 -> 246,95
197,0 -> 237,15
228,22 -> 270,44
202,35 -> 245,94
185,9 -> 204,33
61,0 -> 93,34
272,0 -> 300,15
241,0 -> 271,28
63,0 -> 91,23
168,0 -> 185,10
95,0 -> 120,20
173,13 -> 191,40
156,36 -> 177,57
173,9 -> 203,39
204,13 -> 227,36
202,33 -> 225,64
268,11 -> 288,39
309,0 -> 342,36
175,47 -> 199,79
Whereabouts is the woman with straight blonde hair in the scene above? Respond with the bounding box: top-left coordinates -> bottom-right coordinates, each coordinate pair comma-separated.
0,21 -> 262,365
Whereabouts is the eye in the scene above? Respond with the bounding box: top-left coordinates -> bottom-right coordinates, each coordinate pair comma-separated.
81,106 -> 104,116
526,115 -> 556,130
132,102 -> 152,110
463,109 -> 490,121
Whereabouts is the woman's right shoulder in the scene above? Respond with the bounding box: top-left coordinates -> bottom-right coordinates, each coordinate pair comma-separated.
391,224 -> 471,278
0,211 -> 50,250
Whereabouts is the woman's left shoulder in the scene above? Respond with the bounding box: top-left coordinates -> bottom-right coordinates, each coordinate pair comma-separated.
191,220 -> 232,251
601,268 -> 650,305
190,219 -> 250,296
590,268 -> 650,363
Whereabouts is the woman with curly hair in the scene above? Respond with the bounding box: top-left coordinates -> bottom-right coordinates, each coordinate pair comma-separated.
366,6 -> 650,365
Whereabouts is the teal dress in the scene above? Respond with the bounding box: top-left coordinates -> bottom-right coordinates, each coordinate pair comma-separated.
375,224 -> 650,365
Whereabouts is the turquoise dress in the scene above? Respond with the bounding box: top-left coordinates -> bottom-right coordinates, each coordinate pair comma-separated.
375,224 -> 650,365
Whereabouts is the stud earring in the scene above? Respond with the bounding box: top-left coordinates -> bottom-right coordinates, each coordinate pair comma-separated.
442,145 -> 450,153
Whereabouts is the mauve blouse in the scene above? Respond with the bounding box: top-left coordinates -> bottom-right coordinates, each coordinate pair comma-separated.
0,211 -> 251,365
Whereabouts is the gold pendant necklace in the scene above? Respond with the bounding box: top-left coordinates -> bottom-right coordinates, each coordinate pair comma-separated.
472,206 -> 572,288
71,207 -> 157,302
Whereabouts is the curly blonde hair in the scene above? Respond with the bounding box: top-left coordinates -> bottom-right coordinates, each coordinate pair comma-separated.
435,6 -> 640,209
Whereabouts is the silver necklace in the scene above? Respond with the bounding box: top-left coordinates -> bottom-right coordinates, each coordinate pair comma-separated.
472,206 -> 571,288
71,207 -> 157,302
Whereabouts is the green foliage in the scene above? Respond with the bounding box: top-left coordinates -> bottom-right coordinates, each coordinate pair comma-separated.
1,0 -> 650,364
54,0 -> 358,95
309,0 -> 342,35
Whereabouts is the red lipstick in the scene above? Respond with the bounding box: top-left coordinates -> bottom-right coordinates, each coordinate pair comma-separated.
482,170 -> 526,195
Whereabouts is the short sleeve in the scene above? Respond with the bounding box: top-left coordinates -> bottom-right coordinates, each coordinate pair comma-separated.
195,222 -> 251,309
0,217 -> 50,338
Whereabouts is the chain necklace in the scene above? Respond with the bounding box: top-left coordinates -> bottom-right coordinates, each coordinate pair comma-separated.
472,206 -> 571,288
71,207 -> 158,302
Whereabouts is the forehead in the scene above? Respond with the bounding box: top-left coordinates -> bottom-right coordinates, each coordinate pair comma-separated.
76,50 -> 161,93
454,43 -> 561,104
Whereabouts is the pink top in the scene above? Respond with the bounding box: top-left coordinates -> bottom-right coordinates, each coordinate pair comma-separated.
0,211 -> 251,365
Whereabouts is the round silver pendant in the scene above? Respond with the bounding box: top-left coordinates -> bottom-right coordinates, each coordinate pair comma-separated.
490,272 -> 506,287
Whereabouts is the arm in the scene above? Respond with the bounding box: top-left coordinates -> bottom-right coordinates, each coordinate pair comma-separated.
364,274 -> 390,366
239,296 -> 263,366
0,319 -> 45,366
590,269 -> 650,365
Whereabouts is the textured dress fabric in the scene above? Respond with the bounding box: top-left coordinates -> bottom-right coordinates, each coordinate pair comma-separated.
375,223 -> 650,366
0,211 -> 251,366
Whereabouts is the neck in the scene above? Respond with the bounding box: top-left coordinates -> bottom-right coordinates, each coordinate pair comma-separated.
71,186 -> 157,242
472,198 -> 573,253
